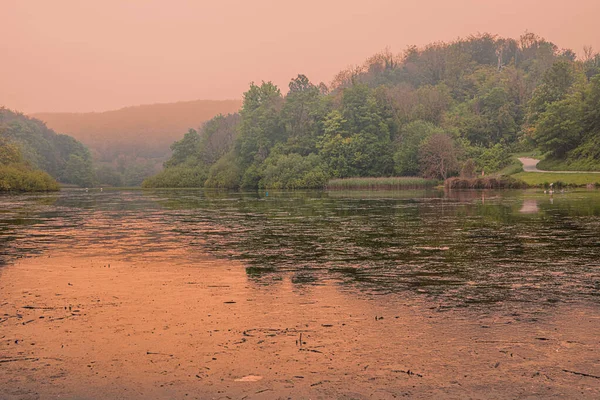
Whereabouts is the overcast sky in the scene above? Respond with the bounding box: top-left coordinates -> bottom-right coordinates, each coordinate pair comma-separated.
2,0 -> 599,113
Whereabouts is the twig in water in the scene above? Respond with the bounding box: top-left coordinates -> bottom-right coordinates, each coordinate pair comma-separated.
562,369 -> 600,379
0,358 -> 39,364
146,351 -> 174,357
392,369 -> 423,377
299,348 -> 323,354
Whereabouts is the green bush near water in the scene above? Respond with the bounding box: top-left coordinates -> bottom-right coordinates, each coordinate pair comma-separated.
0,164 -> 60,192
141,164 -> 208,188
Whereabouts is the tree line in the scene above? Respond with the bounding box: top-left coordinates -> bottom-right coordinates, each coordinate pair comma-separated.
136,32 -> 598,188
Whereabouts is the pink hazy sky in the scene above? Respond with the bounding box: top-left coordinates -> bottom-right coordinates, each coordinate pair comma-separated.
2,0 -> 600,113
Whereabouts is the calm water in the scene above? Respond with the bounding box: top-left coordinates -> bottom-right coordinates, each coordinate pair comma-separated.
1,189 -> 599,313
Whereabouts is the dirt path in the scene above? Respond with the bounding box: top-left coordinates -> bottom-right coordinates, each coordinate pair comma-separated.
518,157 -> 600,173
1,251 -> 599,399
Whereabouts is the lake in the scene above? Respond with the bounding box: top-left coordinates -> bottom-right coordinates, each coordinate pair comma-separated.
1,189 -> 599,399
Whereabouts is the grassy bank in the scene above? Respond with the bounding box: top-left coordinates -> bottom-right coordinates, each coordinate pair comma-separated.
536,157 -> 600,172
327,177 -> 438,190
512,172 -> 600,187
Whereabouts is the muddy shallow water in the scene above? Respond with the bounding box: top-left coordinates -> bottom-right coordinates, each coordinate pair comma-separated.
1,189 -> 599,399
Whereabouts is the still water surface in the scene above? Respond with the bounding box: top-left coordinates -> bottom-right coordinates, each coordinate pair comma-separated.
2,189 -> 599,312
1,189 -> 600,399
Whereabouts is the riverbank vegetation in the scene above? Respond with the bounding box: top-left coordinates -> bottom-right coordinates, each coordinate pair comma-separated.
445,176 -> 527,190
143,32 -> 600,190
1,108 -> 94,187
0,164 -> 59,192
529,61 -> 600,171
0,137 -> 59,191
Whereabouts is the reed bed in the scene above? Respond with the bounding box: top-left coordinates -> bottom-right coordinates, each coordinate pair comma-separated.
444,176 -> 528,190
327,177 -> 439,190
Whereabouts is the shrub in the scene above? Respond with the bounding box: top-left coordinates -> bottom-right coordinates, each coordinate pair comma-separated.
259,153 -> 328,189
204,152 -> 242,189
0,164 -> 60,192
142,164 -> 207,188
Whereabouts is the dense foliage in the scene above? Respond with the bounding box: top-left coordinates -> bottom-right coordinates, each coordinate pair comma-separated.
1,108 -> 94,187
0,164 -> 59,192
145,33 -> 600,189
534,72 -> 600,170
0,137 -> 59,191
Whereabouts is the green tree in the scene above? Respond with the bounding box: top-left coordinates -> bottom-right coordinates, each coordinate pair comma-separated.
528,60 -> 575,122
199,114 -> 241,165
0,139 -> 23,165
393,120 -> 443,175
280,75 -> 326,155
583,74 -> 600,134
165,129 -> 201,168
236,81 -> 284,168
534,94 -> 583,157
64,154 -> 96,187
95,165 -> 123,186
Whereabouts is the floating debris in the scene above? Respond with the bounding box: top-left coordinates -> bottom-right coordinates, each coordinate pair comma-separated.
235,375 -> 263,382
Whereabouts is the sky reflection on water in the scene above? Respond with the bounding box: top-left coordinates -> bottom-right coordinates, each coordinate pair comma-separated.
1,189 -> 599,312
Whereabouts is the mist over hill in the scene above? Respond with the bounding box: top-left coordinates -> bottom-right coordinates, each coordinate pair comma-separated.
32,99 -> 241,186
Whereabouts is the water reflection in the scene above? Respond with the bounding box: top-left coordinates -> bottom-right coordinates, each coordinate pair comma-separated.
1,189 -> 599,312
519,199 -> 539,214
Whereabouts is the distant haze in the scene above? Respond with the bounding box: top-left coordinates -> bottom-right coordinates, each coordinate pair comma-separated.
3,0 -> 600,113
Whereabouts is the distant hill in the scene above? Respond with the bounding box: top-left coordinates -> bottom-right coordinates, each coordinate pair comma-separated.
31,99 -> 242,186
1,107 -> 94,187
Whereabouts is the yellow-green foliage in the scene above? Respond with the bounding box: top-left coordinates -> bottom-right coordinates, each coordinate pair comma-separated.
0,164 -> 60,192
141,165 -> 208,188
259,153 -> 328,189
327,177 -> 438,190
204,152 -> 242,189
513,172 -> 600,187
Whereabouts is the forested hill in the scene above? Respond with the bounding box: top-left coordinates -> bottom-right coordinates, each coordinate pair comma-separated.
144,32 -> 600,189
32,99 -> 242,186
0,108 -> 94,187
